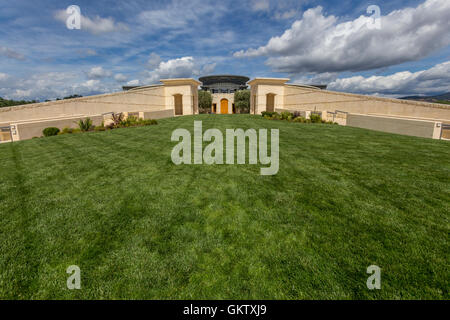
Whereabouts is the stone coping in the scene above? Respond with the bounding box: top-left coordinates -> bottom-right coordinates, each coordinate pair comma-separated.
284,84 -> 450,110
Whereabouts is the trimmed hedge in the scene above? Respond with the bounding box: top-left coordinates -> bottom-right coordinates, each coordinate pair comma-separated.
43,127 -> 60,137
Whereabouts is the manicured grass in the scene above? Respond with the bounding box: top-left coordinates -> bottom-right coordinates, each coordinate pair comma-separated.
0,114 -> 448,299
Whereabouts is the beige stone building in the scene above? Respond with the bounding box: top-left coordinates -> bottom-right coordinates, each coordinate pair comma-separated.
0,76 -> 449,142
199,75 -> 250,114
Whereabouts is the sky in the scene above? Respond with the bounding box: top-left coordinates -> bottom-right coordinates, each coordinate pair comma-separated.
0,0 -> 449,101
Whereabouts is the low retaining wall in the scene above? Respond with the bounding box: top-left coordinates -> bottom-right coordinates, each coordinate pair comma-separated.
143,109 -> 174,119
347,113 -> 442,139
8,108 -> 176,141
11,115 -> 104,141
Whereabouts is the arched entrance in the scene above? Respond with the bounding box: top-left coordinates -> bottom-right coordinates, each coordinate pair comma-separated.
266,93 -> 275,112
220,99 -> 228,114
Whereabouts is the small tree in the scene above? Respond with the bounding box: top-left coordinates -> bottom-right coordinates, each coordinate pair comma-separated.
198,90 -> 212,114
234,90 -> 250,114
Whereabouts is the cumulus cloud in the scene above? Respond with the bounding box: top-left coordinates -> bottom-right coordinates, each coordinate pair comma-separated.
0,46 -> 25,61
0,72 -> 115,101
86,66 -> 112,79
54,10 -> 129,35
143,56 -> 214,84
234,0 -> 450,73
328,61 -> 450,95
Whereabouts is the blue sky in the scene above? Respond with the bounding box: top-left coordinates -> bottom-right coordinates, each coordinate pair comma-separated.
0,0 -> 449,101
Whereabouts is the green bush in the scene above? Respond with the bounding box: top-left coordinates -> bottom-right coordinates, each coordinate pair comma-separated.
43,127 -> 60,137
292,116 -> 306,123
293,111 -> 302,119
120,115 -> 139,127
77,118 -> 93,132
281,111 -> 293,120
310,113 -> 322,123
261,111 -> 277,117
140,119 -> 158,126
271,113 -> 281,120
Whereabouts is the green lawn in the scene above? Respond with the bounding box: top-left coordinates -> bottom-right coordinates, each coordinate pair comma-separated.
0,114 -> 448,299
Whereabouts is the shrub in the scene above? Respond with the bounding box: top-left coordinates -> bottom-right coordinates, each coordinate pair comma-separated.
120,115 -> 139,127
310,113 -> 322,123
111,113 -> 125,127
261,111 -> 277,117
43,127 -> 60,137
271,113 -> 281,120
281,111 -> 293,120
292,116 -> 306,123
293,111 -> 302,119
77,118 -> 93,132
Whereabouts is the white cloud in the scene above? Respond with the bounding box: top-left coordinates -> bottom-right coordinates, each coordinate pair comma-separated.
0,72 -> 116,101
235,0 -> 450,73
126,79 -> 140,86
143,56 -> 214,84
87,66 -> 112,79
0,46 -> 25,61
328,61 -> 450,95
114,73 -> 128,83
54,10 -> 129,35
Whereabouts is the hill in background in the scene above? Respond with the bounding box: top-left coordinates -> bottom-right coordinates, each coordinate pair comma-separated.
400,92 -> 450,105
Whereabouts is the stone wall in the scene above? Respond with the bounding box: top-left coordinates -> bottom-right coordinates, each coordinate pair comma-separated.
347,114 -> 442,139
0,78 -> 200,141
0,85 -> 166,124
284,84 -> 450,123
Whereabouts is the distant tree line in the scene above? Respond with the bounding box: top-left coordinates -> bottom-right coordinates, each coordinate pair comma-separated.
0,97 -> 38,108
0,94 -> 84,108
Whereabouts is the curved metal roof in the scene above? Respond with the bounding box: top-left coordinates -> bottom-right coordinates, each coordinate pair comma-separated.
199,75 -> 250,86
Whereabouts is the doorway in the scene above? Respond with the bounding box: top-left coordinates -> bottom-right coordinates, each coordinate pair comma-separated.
266,93 -> 275,112
220,99 -> 228,114
174,94 -> 183,115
